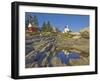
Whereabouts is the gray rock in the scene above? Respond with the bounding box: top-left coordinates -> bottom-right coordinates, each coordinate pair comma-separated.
50,57 -> 66,66
69,56 -> 89,66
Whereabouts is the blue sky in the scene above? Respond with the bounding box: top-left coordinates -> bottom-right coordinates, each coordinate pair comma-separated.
25,12 -> 89,32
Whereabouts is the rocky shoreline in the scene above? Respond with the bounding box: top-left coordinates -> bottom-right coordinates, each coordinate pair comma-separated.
25,27 -> 89,68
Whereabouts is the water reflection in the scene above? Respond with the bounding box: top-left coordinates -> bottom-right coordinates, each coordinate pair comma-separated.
30,49 -> 80,67
56,50 -> 80,65
62,50 -> 70,55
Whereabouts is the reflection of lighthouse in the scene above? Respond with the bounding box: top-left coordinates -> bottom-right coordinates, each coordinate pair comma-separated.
62,50 -> 70,55
63,25 -> 70,33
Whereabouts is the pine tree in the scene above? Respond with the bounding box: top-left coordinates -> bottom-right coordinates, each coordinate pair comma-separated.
33,15 -> 39,27
25,14 -> 30,29
41,21 -> 53,32
41,21 -> 47,31
25,19 -> 29,29
47,21 -> 53,32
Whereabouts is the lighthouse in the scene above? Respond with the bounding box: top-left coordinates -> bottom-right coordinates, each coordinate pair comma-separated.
63,25 -> 70,33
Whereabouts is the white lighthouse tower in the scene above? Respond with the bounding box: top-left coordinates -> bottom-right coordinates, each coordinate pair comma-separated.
63,25 -> 70,33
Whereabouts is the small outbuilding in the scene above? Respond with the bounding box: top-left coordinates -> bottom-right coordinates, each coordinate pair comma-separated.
28,23 -> 38,32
